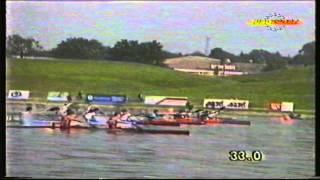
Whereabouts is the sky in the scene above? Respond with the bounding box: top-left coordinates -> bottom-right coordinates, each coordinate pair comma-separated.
6,1 -> 315,56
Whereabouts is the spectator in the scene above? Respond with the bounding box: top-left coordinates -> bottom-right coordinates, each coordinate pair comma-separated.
138,93 -> 144,102
67,94 -> 72,102
77,91 -> 83,100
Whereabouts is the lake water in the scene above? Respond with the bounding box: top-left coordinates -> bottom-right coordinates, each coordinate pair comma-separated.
6,116 -> 315,179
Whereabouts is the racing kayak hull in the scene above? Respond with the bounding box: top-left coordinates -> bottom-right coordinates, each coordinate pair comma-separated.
6,125 -> 190,135
152,118 -> 251,126
138,120 -> 180,126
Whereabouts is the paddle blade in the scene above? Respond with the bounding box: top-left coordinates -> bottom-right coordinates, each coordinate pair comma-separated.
47,107 -> 60,111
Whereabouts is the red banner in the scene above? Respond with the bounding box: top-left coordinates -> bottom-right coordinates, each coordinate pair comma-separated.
270,103 -> 281,111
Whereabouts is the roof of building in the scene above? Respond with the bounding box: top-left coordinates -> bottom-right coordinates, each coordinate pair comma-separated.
164,56 -> 221,69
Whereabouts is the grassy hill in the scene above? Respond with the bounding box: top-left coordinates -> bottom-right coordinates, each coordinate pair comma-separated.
6,58 -> 315,110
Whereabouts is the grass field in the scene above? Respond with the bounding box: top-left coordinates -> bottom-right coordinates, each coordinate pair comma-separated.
6,58 -> 315,110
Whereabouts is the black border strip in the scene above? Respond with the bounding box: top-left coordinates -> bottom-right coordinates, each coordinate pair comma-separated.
315,0 -> 319,177
1,1 -> 6,178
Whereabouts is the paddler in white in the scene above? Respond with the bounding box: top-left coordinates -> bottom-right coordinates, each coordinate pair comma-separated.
119,109 -> 131,121
83,105 -> 101,122
60,103 -> 73,116
149,109 -> 159,120
21,106 -> 33,125
207,110 -> 219,119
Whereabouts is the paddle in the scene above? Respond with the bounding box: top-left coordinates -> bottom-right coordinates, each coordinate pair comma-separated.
213,106 -> 226,114
132,124 -> 144,131
47,106 -> 60,112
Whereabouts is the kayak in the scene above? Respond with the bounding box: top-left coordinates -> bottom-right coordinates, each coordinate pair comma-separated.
6,124 -> 190,135
20,120 -> 56,127
174,118 -> 204,125
145,117 -> 251,126
206,118 -> 251,126
88,116 -> 108,126
138,120 -> 180,126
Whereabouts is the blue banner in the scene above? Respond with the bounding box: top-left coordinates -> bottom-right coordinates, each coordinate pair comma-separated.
86,94 -> 127,105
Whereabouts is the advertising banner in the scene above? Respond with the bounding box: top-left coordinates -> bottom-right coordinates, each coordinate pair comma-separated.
269,102 -> 281,111
211,65 -> 236,71
144,96 -> 188,106
203,99 -> 249,110
47,92 -> 69,102
7,90 -> 30,100
281,102 -> 294,112
86,94 -> 127,105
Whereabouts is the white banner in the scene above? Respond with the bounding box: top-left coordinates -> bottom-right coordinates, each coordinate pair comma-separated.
281,102 -> 294,112
203,98 -> 249,110
7,90 -> 30,100
47,92 -> 69,102
144,96 -> 188,106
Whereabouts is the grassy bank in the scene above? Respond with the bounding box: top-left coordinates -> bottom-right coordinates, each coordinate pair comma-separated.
6,58 -> 315,110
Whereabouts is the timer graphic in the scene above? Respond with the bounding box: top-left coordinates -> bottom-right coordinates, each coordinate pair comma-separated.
247,12 -> 302,32
229,150 -> 264,162
264,12 -> 286,31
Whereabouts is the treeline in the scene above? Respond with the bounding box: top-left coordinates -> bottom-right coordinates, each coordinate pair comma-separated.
6,34 -> 182,65
208,42 -> 315,71
6,34 -> 314,70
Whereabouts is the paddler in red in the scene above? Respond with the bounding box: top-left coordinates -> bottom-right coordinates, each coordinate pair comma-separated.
61,109 -> 80,128
107,112 -> 121,129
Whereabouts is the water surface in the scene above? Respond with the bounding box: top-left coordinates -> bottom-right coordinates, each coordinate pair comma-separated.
6,116 -> 315,178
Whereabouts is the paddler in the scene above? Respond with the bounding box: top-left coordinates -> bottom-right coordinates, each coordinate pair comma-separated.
83,105 -> 99,122
22,106 -> 33,118
149,109 -> 159,120
120,109 -> 131,121
21,106 -> 33,125
207,110 -> 219,119
60,109 -> 82,128
107,112 -> 121,129
59,103 -> 73,116
51,103 -> 73,122
174,110 -> 182,118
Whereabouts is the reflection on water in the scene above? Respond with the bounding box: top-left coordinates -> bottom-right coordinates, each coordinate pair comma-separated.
6,116 -> 314,178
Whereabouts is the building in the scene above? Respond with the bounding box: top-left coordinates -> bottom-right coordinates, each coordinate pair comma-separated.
164,56 -> 221,69
173,68 -> 215,76
164,55 -> 249,77
210,64 -> 248,76
164,56 -> 221,76
210,64 -> 236,71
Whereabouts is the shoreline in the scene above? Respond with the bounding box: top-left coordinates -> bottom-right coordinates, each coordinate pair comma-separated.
6,99 -> 315,120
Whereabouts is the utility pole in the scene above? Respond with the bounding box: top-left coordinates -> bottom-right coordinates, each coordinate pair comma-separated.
204,36 -> 210,56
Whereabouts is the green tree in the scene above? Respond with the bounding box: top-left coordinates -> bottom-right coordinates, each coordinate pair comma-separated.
162,50 -> 183,59
290,41 -> 315,65
209,48 -> 237,62
189,51 -> 207,57
6,34 -> 43,58
51,37 -> 107,59
263,58 -> 288,71
109,39 -> 164,65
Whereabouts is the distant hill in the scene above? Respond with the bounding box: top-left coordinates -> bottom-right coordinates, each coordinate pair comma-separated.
6,58 -> 314,110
